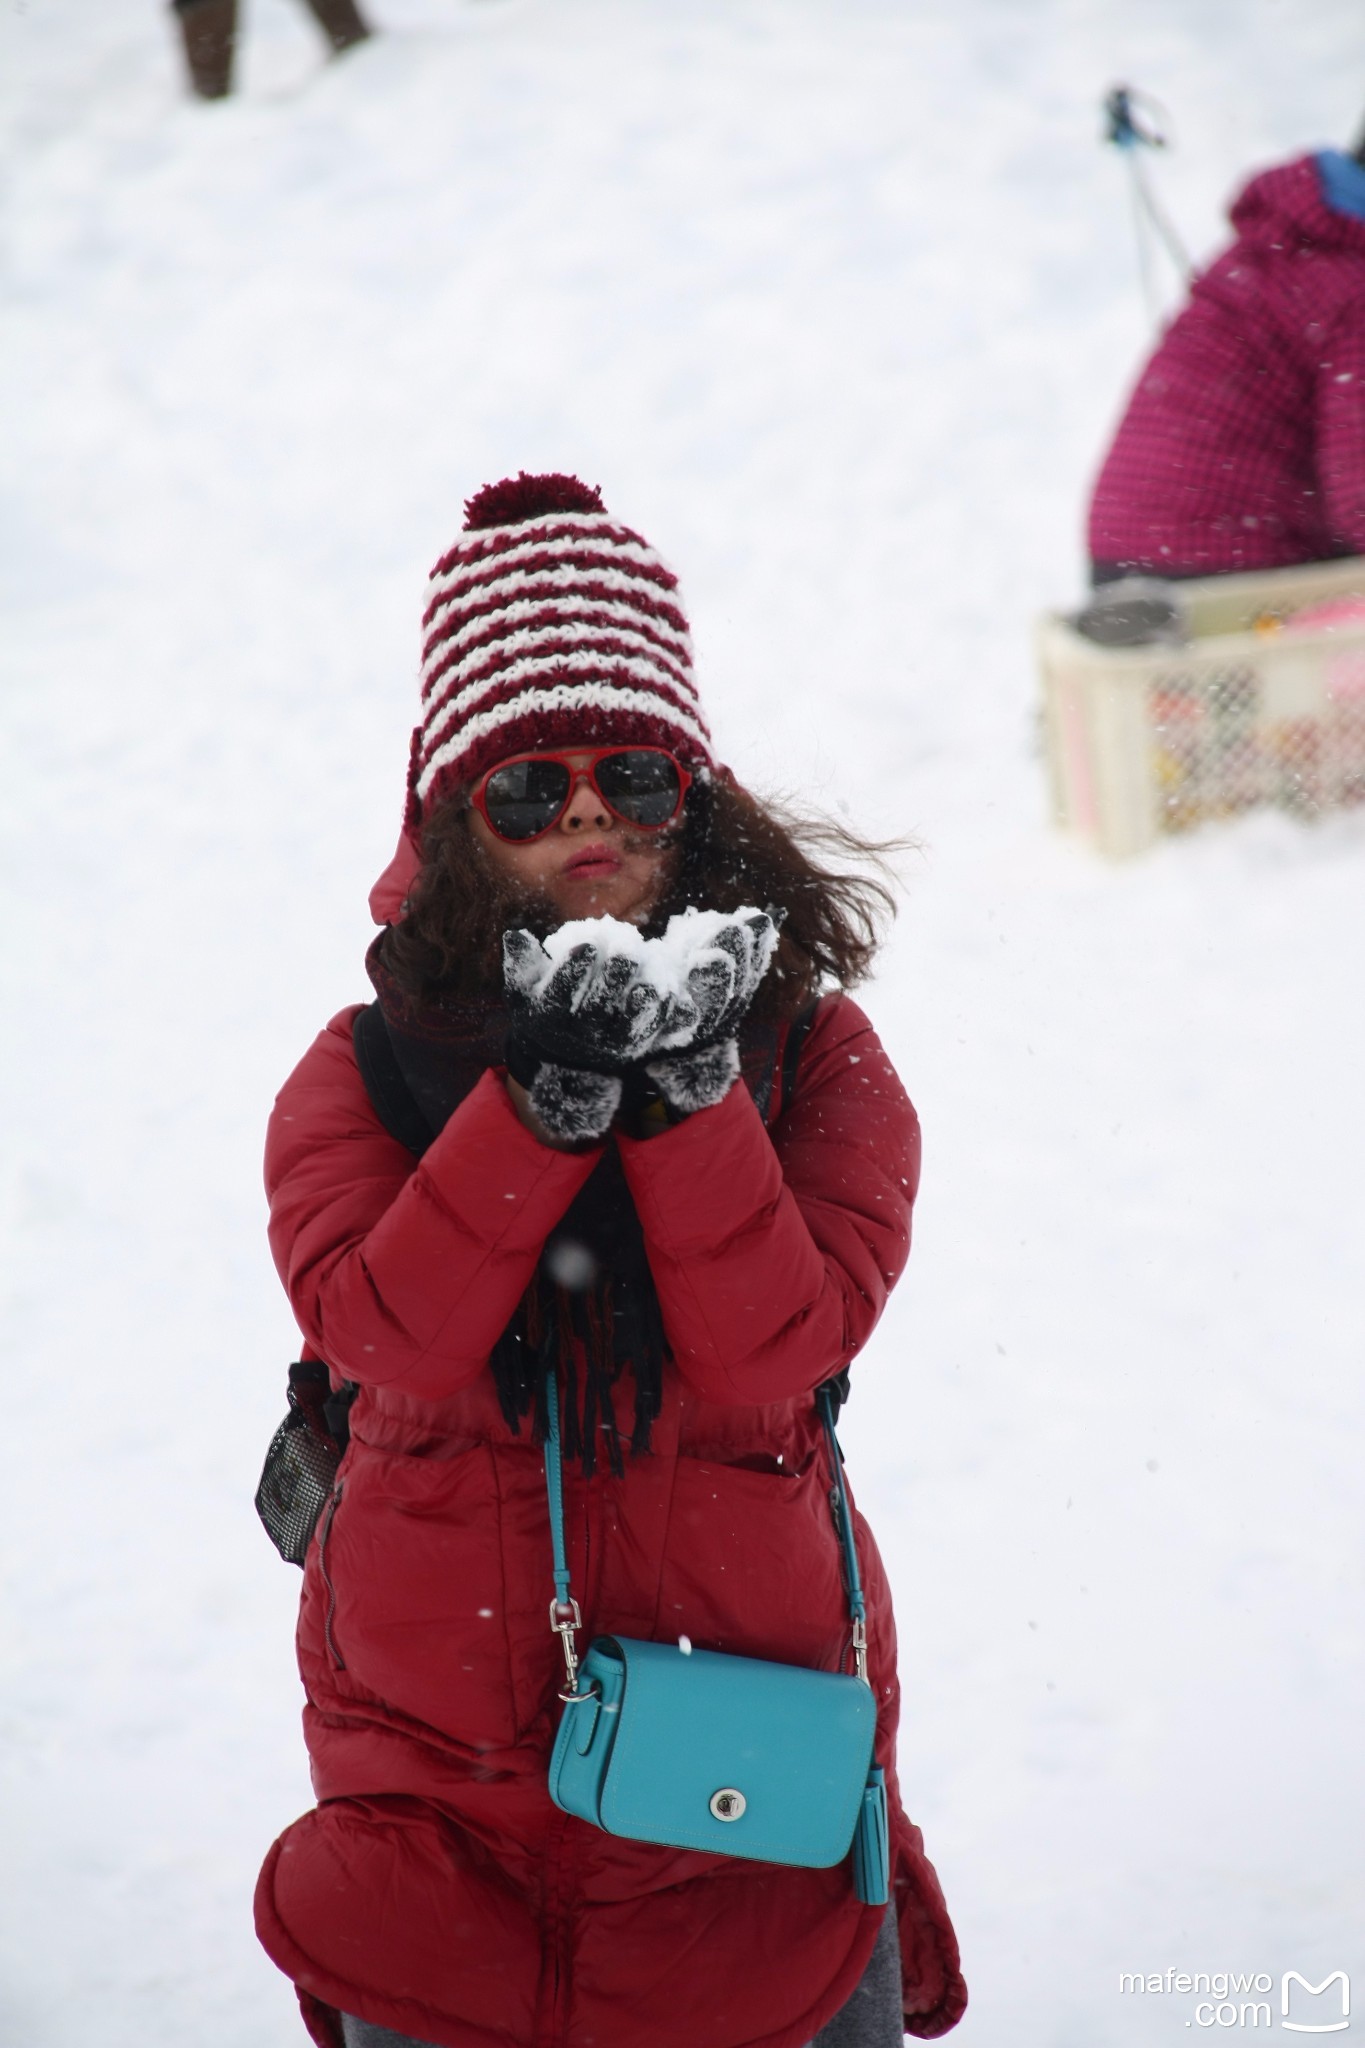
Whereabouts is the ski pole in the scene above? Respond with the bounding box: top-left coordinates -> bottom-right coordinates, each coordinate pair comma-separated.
1103,84 -> 1194,322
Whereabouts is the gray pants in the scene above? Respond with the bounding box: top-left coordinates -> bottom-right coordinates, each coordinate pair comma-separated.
339,1903 -> 903,2047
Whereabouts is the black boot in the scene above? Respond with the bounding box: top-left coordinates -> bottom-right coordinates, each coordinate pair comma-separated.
300,0 -> 372,55
173,0 -> 238,99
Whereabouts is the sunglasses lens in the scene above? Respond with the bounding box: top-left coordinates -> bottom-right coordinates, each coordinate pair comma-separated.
594,750 -> 683,827
481,758 -> 572,840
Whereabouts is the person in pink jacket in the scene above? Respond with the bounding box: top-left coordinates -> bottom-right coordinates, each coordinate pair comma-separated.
1088,144 -> 1365,584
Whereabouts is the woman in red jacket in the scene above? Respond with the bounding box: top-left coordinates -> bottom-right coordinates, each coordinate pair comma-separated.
255,473 -> 965,2048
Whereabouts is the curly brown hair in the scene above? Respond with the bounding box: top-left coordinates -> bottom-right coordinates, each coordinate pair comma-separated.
379,773 -> 907,1021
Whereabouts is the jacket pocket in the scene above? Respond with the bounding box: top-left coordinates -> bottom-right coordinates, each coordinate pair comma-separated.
322,1439 -> 516,1749
655,1455 -> 849,1674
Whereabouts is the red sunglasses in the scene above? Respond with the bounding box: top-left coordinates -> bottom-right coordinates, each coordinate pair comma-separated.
471,747 -> 692,844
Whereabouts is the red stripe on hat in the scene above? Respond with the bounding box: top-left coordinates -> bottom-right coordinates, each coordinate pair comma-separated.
426,515 -> 657,586
422,541 -> 683,633
422,585 -> 692,660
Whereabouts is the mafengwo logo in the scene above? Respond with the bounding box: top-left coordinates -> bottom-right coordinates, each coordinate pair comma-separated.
1118,1968 -> 1350,2030
1283,1973 -> 1350,2034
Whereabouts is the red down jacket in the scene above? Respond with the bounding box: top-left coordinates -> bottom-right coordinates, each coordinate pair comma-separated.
255,992 -> 966,2048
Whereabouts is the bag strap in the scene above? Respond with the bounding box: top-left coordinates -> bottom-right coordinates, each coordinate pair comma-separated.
543,1365 -> 869,1698
352,1002 -> 438,1158
772,997 -> 819,1125
817,1382 -> 868,1684
543,1372 -> 586,1698
303,999 -> 435,1435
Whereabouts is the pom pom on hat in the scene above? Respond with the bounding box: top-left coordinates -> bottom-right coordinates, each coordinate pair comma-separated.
407,472 -> 714,828
463,472 -> 606,530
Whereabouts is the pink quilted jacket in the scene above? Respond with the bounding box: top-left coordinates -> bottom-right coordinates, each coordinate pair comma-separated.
1088,154 -> 1365,577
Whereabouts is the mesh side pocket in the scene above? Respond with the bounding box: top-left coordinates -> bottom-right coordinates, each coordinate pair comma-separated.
255,1411 -> 340,1566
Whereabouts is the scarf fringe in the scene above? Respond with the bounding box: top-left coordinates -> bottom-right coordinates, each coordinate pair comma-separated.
489,1267 -> 661,1477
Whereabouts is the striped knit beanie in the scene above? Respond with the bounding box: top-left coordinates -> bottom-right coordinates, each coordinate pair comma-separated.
406,472 -> 715,829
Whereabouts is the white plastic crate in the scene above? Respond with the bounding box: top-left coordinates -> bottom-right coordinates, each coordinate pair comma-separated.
1038,557 -> 1365,858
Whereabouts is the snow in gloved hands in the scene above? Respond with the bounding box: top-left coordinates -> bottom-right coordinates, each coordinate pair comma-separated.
660,905 -> 783,1049
643,906 -> 783,1115
503,906 -> 783,1133
502,914 -> 687,1144
503,921 -> 696,1077
504,906 -> 781,1069
501,909 -> 782,1134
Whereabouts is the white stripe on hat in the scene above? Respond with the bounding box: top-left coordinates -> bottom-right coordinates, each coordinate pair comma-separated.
426,527 -> 678,612
422,588 -> 692,680
420,648 -> 706,760
427,509 -> 621,579
415,682 -> 711,804
424,559 -> 688,656
421,618 -> 697,712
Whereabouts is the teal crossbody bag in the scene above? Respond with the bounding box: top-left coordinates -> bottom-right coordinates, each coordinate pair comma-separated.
544,1374 -> 891,1904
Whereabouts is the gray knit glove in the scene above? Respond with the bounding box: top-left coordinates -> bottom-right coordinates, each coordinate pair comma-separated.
644,907 -> 783,1115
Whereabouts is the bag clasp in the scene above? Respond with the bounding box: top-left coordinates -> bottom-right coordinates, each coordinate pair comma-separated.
550,1595 -> 586,1701
852,1616 -> 869,1687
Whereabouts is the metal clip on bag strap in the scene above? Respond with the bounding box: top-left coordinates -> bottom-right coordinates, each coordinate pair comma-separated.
541,1369 -> 870,1695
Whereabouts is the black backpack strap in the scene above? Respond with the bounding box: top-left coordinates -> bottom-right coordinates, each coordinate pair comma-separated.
770,997 -> 820,1125
352,1001 -> 437,1159
817,1366 -> 852,1419
309,1000 -> 437,1449
261,1006 -> 430,1559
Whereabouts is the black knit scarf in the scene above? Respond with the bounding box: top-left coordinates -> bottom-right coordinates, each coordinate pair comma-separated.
366,938 -> 783,1476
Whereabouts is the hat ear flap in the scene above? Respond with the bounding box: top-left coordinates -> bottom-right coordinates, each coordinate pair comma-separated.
368,823 -> 422,927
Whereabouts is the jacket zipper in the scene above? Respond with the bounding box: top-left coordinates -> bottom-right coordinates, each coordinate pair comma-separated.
317,1483 -> 346,1670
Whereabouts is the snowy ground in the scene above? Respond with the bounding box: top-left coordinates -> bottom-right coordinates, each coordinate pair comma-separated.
3,2 -> 1364,2043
